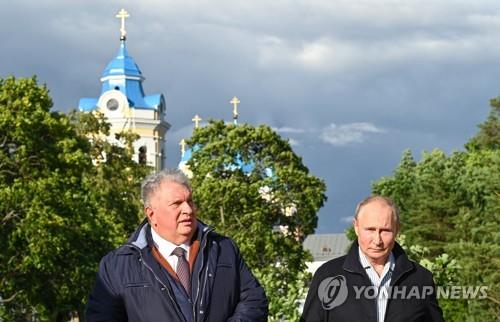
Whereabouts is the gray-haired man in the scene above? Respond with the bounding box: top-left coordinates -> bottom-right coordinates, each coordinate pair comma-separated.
87,169 -> 268,322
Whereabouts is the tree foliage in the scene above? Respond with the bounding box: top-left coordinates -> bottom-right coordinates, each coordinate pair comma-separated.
187,120 -> 327,321
466,98 -> 499,151
0,77 -> 147,321
371,101 -> 500,321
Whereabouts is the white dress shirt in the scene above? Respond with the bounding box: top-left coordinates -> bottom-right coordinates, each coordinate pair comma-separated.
358,247 -> 396,322
151,228 -> 190,271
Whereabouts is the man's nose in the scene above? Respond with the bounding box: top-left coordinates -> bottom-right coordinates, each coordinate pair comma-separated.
374,232 -> 383,244
181,201 -> 193,214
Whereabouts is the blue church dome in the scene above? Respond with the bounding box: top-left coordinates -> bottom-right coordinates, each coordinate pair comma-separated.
78,38 -> 163,112
102,41 -> 142,78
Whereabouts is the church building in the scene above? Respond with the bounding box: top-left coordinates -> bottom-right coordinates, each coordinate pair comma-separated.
78,9 -> 170,171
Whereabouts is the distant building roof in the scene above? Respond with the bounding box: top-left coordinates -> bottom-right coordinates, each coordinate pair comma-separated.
303,233 -> 351,262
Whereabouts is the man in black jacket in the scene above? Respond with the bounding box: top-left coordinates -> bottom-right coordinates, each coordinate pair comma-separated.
301,196 -> 443,322
86,169 -> 268,322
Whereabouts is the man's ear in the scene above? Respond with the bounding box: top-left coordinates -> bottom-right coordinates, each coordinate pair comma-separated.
145,206 -> 155,225
353,219 -> 359,237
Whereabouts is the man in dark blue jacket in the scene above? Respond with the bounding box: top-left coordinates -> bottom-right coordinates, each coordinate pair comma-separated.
86,169 -> 268,322
301,196 -> 443,322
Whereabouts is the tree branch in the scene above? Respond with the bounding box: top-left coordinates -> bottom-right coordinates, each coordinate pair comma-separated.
0,291 -> 18,303
487,294 -> 500,305
219,206 -> 225,226
2,210 -> 18,224
234,211 -> 244,228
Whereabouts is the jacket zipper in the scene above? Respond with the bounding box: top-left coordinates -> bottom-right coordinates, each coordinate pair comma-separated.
199,264 -> 210,308
382,266 -> 413,322
343,267 -> 378,319
193,227 -> 213,321
345,265 -> 414,322
128,245 -> 187,322
389,266 -> 413,286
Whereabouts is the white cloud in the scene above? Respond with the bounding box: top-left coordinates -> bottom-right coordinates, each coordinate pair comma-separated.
340,216 -> 354,224
257,32 -> 500,74
297,40 -> 335,68
273,126 -> 306,134
320,122 -> 386,146
253,1 -> 500,74
288,138 -> 300,146
271,126 -> 307,146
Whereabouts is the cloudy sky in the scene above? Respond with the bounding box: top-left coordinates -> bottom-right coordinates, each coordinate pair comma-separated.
1,0 -> 498,233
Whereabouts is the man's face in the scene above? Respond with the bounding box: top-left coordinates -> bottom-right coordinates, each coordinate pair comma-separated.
146,181 -> 197,245
354,200 -> 398,266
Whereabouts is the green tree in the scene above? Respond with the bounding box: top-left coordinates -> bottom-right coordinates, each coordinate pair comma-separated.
466,98 -> 499,151
371,101 -> 500,321
0,77 -> 147,321
187,120 -> 327,321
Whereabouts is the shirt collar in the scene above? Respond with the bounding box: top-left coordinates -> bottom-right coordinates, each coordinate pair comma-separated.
358,246 -> 395,274
151,228 -> 190,256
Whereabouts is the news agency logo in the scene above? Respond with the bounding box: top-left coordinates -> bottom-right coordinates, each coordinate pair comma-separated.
317,275 -> 348,310
317,274 -> 489,311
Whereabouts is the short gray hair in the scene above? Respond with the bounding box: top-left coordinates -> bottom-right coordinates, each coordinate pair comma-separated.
354,196 -> 400,230
141,169 -> 191,207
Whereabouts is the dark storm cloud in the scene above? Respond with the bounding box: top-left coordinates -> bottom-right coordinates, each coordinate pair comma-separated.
1,0 -> 499,232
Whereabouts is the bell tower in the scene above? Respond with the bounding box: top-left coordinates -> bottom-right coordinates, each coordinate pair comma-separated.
78,8 -> 170,171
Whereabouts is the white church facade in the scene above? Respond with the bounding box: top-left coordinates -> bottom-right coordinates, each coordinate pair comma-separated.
78,9 -> 170,172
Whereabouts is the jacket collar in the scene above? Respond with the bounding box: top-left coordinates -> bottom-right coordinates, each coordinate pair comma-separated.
128,218 -> 149,249
342,240 -> 366,275
123,218 -> 213,251
343,240 -> 415,284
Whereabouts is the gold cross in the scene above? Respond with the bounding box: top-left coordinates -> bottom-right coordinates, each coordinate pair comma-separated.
230,96 -> 240,119
192,114 -> 202,128
179,139 -> 187,157
116,8 -> 130,40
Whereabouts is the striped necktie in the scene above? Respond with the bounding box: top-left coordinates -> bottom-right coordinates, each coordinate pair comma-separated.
172,247 -> 190,296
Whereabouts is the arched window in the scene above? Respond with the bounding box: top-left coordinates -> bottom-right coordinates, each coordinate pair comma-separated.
138,146 -> 147,165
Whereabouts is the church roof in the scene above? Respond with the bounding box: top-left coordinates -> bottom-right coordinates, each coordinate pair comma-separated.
78,39 -> 162,111
144,94 -> 163,108
102,41 -> 142,78
180,146 -> 193,163
79,98 -> 98,112
178,144 -> 267,177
